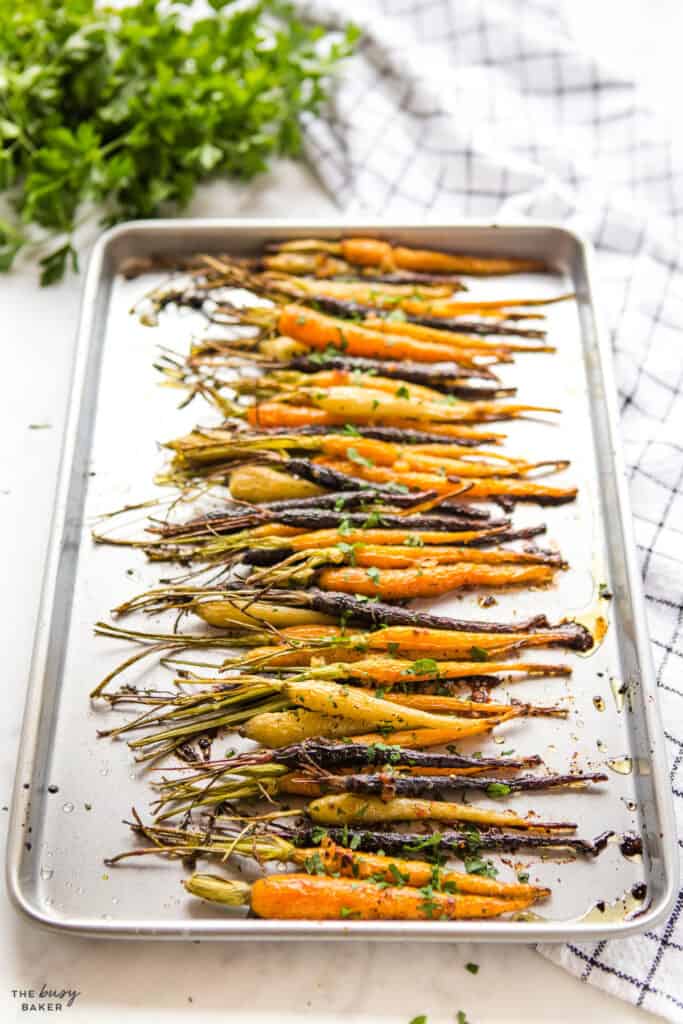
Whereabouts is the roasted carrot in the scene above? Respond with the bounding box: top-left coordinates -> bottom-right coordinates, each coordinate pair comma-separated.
276,304 -> 504,365
229,460 -> 510,502
270,275 -> 454,302
317,562 -> 556,599
399,294 -> 570,319
307,793 -> 572,831
192,598 -> 336,629
315,451 -> 561,479
324,544 -> 560,569
318,840 -> 548,897
363,625 -> 579,658
293,384 -> 557,424
333,656 -> 569,685
271,676 -> 513,731
184,872 -> 537,919
242,708 -> 512,747
363,315 -> 550,353
224,644 -> 570,682
353,723 -> 511,748
320,460 -> 577,503
351,690 -> 563,717
274,237 -> 545,276
261,251 -> 470,288
269,527 -> 517,550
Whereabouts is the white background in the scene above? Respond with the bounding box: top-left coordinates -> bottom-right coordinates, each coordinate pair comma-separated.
2,2 -> 681,1020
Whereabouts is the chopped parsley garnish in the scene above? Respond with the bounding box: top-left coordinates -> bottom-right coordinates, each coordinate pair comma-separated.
465,962 -> 479,975
470,645 -> 489,662
363,509 -> 384,528
389,863 -> 410,886
419,884 -> 439,918
485,782 -> 511,798
463,857 -> 498,879
404,658 -> 440,676
337,516 -> 353,536
346,446 -> 374,467
304,852 -> 325,875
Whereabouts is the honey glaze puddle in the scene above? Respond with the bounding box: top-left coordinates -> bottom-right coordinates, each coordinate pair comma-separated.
578,885 -> 648,924
510,883 -> 648,925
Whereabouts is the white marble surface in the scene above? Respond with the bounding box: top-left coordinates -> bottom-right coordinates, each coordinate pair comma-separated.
2,1 -> 681,1019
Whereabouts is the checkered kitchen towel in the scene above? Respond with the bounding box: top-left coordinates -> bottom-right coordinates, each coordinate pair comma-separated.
291,0 -> 683,1017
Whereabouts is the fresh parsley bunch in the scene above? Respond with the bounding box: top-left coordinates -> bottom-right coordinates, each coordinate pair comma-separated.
0,0 -> 357,283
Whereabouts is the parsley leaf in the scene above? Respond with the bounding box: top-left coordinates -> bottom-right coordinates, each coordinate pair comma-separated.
346,446 -> 374,468
404,658 -> 440,676
0,1 -> 358,282
485,782 -> 511,798
464,856 -> 499,879
470,645 -> 489,662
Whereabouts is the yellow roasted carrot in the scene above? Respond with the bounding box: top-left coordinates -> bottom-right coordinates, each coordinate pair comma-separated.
242,708 -> 512,747
308,793 -> 567,830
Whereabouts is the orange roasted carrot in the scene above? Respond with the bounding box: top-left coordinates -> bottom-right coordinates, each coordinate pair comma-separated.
364,625 -> 584,659
353,719 -> 513,747
353,690 -> 543,716
316,434 -> 518,465
317,563 -> 556,599
314,450 -> 561,479
363,315 -> 551,353
339,238 -> 546,276
246,403 -> 501,442
341,657 -> 570,686
247,402 -> 336,429
185,872 -> 537,919
381,420 -> 506,441
344,545 -> 561,569
320,460 -> 577,502
276,304 -> 498,365
252,873 -> 536,918
319,840 -> 548,898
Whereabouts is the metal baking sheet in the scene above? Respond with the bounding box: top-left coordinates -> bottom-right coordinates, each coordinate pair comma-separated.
6,220 -> 678,941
